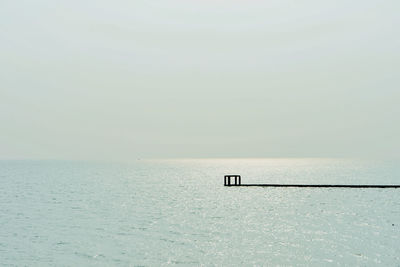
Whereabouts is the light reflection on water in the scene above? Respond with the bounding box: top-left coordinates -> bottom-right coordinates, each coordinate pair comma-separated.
0,159 -> 399,265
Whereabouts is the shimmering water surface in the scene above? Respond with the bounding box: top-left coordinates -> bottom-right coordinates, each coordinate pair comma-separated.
1,159 -> 400,265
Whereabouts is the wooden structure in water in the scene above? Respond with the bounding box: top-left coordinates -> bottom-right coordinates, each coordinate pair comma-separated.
224,175 -> 241,186
224,175 -> 400,188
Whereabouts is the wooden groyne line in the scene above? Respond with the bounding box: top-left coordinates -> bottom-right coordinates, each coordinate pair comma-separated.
224,175 -> 400,188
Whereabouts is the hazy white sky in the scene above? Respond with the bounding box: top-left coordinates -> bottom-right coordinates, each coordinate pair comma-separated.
1,0 -> 399,160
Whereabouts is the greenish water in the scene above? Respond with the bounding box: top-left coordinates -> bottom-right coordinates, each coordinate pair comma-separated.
1,159 -> 399,265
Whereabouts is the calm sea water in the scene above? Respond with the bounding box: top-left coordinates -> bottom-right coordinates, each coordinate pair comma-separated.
1,159 -> 399,266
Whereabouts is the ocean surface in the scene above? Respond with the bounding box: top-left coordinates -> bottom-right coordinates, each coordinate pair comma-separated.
1,158 -> 399,266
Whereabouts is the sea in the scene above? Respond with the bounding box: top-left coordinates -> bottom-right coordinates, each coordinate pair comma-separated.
1,158 -> 399,266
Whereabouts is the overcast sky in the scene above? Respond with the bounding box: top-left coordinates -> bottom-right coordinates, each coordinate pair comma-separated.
1,0 -> 399,160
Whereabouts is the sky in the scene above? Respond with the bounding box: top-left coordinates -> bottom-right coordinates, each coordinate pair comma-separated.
1,0 -> 399,160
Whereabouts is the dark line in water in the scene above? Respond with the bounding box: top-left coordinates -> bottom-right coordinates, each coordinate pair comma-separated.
226,184 -> 400,188
223,175 -> 400,188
